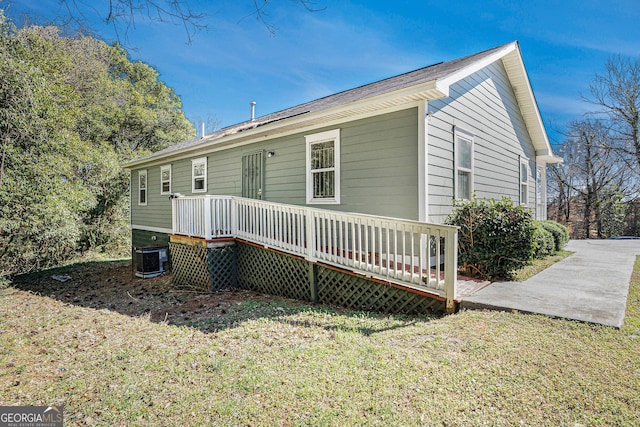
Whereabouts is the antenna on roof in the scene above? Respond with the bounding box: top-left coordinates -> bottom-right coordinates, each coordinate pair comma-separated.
250,101 -> 256,122
201,122 -> 205,139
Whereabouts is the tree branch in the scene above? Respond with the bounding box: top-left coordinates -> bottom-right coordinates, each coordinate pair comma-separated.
240,0 -> 326,36
56,0 -> 207,44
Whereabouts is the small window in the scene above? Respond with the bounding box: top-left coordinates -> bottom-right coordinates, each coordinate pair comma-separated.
306,129 -> 340,204
455,130 -> 474,200
138,169 -> 147,206
520,158 -> 529,204
192,157 -> 207,193
160,165 -> 171,195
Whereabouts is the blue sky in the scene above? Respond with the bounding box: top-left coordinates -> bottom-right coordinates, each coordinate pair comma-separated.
7,0 -> 640,144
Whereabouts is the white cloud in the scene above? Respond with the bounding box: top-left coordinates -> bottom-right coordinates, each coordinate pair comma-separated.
537,92 -> 593,121
537,31 -> 640,57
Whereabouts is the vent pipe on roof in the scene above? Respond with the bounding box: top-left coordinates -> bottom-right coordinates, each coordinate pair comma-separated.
201,122 -> 205,139
250,101 -> 256,122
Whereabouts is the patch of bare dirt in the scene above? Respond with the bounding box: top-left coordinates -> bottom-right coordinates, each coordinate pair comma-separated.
11,261 -> 307,331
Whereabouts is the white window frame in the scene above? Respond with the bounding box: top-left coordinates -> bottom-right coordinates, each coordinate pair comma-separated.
305,129 -> 341,204
160,164 -> 171,195
192,157 -> 207,193
520,157 -> 529,205
536,165 -> 546,220
454,129 -> 474,200
138,169 -> 147,206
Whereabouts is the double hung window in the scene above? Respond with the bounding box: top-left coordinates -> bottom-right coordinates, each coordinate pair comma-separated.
160,165 -> 171,195
520,158 -> 529,204
138,169 -> 147,206
455,130 -> 474,200
192,157 -> 207,193
306,129 -> 340,204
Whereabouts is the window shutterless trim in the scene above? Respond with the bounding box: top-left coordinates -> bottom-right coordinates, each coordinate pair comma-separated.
520,156 -> 529,205
454,128 -> 474,200
160,164 -> 171,195
138,169 -> 148,206
192,157 -> 207,193
305,129 -> 340,204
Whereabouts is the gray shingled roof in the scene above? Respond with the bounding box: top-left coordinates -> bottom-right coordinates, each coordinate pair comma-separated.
129,42 -> 514,164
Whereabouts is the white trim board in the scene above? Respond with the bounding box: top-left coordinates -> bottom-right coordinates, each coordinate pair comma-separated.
131,225 -> 173,234
125,102 -> 425,170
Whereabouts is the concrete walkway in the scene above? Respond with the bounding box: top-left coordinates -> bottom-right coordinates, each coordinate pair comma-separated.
459,240 -> 640,328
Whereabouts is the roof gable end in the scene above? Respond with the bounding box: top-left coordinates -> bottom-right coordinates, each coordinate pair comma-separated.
430,41 -> 558,162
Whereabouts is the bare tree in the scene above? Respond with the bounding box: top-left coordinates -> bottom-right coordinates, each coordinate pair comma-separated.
547,160 -> 578,225
551,120 -> 632,238
191,115 -> 221,138
52,0 -> 205,43
33,0 -> 324,43
242,0 -> 325,36
587,55 -> 640,171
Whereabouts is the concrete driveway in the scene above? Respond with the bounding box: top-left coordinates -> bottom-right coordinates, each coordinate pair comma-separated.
459,239 -> 640,328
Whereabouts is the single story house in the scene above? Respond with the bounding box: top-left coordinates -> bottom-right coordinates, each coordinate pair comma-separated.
125,41 -> 561,312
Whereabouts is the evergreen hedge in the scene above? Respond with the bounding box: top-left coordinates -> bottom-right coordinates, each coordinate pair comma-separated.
533,224 -> 555,259
538,220 -> 570,251
446,197 -> 535,280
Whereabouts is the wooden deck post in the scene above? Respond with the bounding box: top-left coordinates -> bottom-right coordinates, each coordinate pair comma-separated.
203,197 -> 212,240
305,211 -> 316,262
171,198 -> 176,235
308,263 -> 318,303
445,228 -> 459,313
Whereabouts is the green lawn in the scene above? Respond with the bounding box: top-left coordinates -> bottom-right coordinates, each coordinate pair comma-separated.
1,257 -> 639,426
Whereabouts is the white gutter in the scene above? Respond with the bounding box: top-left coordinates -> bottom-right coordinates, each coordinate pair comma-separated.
125,80 -> 446,169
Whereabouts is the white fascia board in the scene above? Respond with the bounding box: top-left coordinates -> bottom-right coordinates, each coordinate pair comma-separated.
131,224 -> 173,234
125,81 -> 445,169
434,42 -> 518,97
126,101 -> 424,170
536,153 -> 564,164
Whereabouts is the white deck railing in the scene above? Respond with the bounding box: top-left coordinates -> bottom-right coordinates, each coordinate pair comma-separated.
172,195 -> 458,309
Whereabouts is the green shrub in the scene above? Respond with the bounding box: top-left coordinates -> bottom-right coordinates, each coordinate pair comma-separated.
539,220 -> 570,251
533,224 -> 555,259
446,197 -> 535,280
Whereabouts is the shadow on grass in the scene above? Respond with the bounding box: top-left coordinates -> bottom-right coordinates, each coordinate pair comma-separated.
8,259 -> 439,337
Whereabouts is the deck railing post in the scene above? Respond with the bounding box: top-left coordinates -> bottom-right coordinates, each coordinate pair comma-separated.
230,197 -> 237,236
203,196 -> 212,240
305,209 -> 316,262
444,227 -> 458,313
171,198 -> 177,235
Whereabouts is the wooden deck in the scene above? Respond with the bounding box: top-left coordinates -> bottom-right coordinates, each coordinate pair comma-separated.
171,196 -> 459,310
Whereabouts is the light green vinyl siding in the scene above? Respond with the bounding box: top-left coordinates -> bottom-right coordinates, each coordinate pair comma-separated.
427,60 -> 537,223
132,229 -> 170,249
339,109 -> 418,218
130,108 -> 420,229
131,167 -> 173,230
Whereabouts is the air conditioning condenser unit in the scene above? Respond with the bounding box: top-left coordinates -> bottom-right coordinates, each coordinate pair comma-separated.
135,246 -> 169,278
